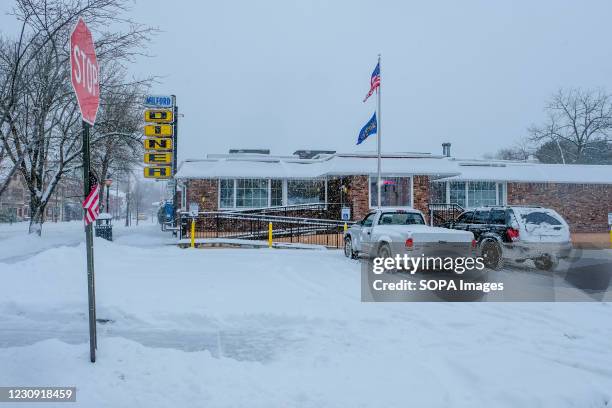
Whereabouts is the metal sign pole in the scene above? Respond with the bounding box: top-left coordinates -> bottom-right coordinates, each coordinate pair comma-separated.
82,120 -> 97,363
172,95 -> 178,229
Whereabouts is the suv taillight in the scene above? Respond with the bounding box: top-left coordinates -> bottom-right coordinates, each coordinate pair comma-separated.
506,227 -> 520,242
405,238 -> 414,250
471,239 -> 477,249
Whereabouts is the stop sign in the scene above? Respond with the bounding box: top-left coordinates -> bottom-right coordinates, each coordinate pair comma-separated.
70,17 -> 100,125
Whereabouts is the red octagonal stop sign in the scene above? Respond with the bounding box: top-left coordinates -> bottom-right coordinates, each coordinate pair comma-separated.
70,17 -> 100,125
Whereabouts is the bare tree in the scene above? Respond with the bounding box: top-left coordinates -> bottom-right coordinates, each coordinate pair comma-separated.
493,144 -> 531,161
90,68 -> 146,210
529,88 -> 612,164
0,0 -> 154,234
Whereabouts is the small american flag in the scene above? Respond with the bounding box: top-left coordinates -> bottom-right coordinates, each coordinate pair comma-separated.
83,172 -> 100,225
363,62 -> 380,102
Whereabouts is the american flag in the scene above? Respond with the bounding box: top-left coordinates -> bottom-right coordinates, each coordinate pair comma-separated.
83,172 -> 100,225
363,62 -> 380,102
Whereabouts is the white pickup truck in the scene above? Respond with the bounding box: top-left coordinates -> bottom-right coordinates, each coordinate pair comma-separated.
343,208 -> 476,260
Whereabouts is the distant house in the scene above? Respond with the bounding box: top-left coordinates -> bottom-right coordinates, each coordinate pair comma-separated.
0,173 -> 28,221
0,173 -> 85,222
175,145 -> 612,233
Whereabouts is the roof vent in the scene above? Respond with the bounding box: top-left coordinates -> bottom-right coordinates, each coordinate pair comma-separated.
442,143 -> 451,157
459,162 -> 506,168
293,150 -> 336,159
229,149 -> 270,155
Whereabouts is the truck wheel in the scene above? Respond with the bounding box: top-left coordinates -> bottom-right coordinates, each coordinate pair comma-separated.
481,240 -> 503,270
344,237 -> 357,259
377,242 -> 392,259
534,255 -> 557,271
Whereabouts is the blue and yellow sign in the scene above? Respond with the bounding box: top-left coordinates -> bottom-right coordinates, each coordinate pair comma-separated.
144,152 -> 172,164
144,109 -> 173,123
144,138 -> 172,151
144,124 -> 173,137
144,166 -> 172,179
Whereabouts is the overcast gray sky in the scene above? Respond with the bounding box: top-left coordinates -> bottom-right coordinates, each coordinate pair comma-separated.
3,0 -> 612,161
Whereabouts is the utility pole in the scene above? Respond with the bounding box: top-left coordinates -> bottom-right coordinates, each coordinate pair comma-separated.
125,175 -> 130,227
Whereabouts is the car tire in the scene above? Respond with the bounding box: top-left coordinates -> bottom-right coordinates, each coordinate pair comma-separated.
344,236 -> 357,259
480,240 -> 503,270
377,242 -> 392,259
534,255 -> 557,271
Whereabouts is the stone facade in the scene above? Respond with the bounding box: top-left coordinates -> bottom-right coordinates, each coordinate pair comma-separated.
507,182 -> 612,233
185,179 -> 218,212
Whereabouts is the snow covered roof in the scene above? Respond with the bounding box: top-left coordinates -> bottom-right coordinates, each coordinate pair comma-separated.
437,161 -> 612,184
174,153 -> 612,185
175,153 -> 460,180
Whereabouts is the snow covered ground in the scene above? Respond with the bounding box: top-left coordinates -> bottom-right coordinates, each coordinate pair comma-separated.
1,221 -> 612,407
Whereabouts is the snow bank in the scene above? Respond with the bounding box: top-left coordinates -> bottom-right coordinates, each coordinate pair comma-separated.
1,223 -> 612,407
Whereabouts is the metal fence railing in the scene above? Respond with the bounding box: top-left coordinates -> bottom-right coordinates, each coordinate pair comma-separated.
428,203 -> 464,226
227,202 -> 351,221
179,211 -> 354,248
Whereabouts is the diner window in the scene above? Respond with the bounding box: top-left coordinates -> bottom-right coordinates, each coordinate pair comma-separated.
236,179 -> 268,208
271,179 -> 283,206
219,179 -> 234,208
439,181 -> 506,208
429,181 -> 446,203
449,181 -> 466,207
369,177 -> 411,207
498,183 -> 506,206
287,179 -> 325,205
468,181 -> 497,207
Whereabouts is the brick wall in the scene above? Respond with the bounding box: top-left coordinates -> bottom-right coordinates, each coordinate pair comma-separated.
345,175 -> 431,222
413,175 -> 430,223
186,179 -> 218,212
507,182 -> 612,233
347,175 -> 369,221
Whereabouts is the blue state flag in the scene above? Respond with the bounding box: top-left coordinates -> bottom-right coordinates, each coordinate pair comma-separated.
357,112 -> 377,145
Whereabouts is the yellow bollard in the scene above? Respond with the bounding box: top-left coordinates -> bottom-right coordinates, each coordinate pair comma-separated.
609,227 -> 612,249
344,222 -> 348,232
268,222 -> 273,248
190,219 -> 196,249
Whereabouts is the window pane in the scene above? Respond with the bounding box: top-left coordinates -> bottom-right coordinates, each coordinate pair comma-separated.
370,177 -> 411,207
378,212 -> 425,225
429,181 -> 446,203
449,181 -> 466,207
472,210 -> 490,224
468,181 -> 497,207
287,179 -> 324,205
520,211 -> 562,226
456,211 -> 473,223
362,212 -> 376,227
271,179 -> 283,206
490,209 -> 506,224
497,183 -> 505,205
220,179 -> 234,208
236,179 -> 268,208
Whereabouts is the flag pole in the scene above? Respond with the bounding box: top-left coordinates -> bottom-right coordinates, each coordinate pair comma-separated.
377,54 -> 382,208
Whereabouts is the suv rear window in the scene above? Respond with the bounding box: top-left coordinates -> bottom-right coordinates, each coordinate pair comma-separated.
520,211 -> 562,226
